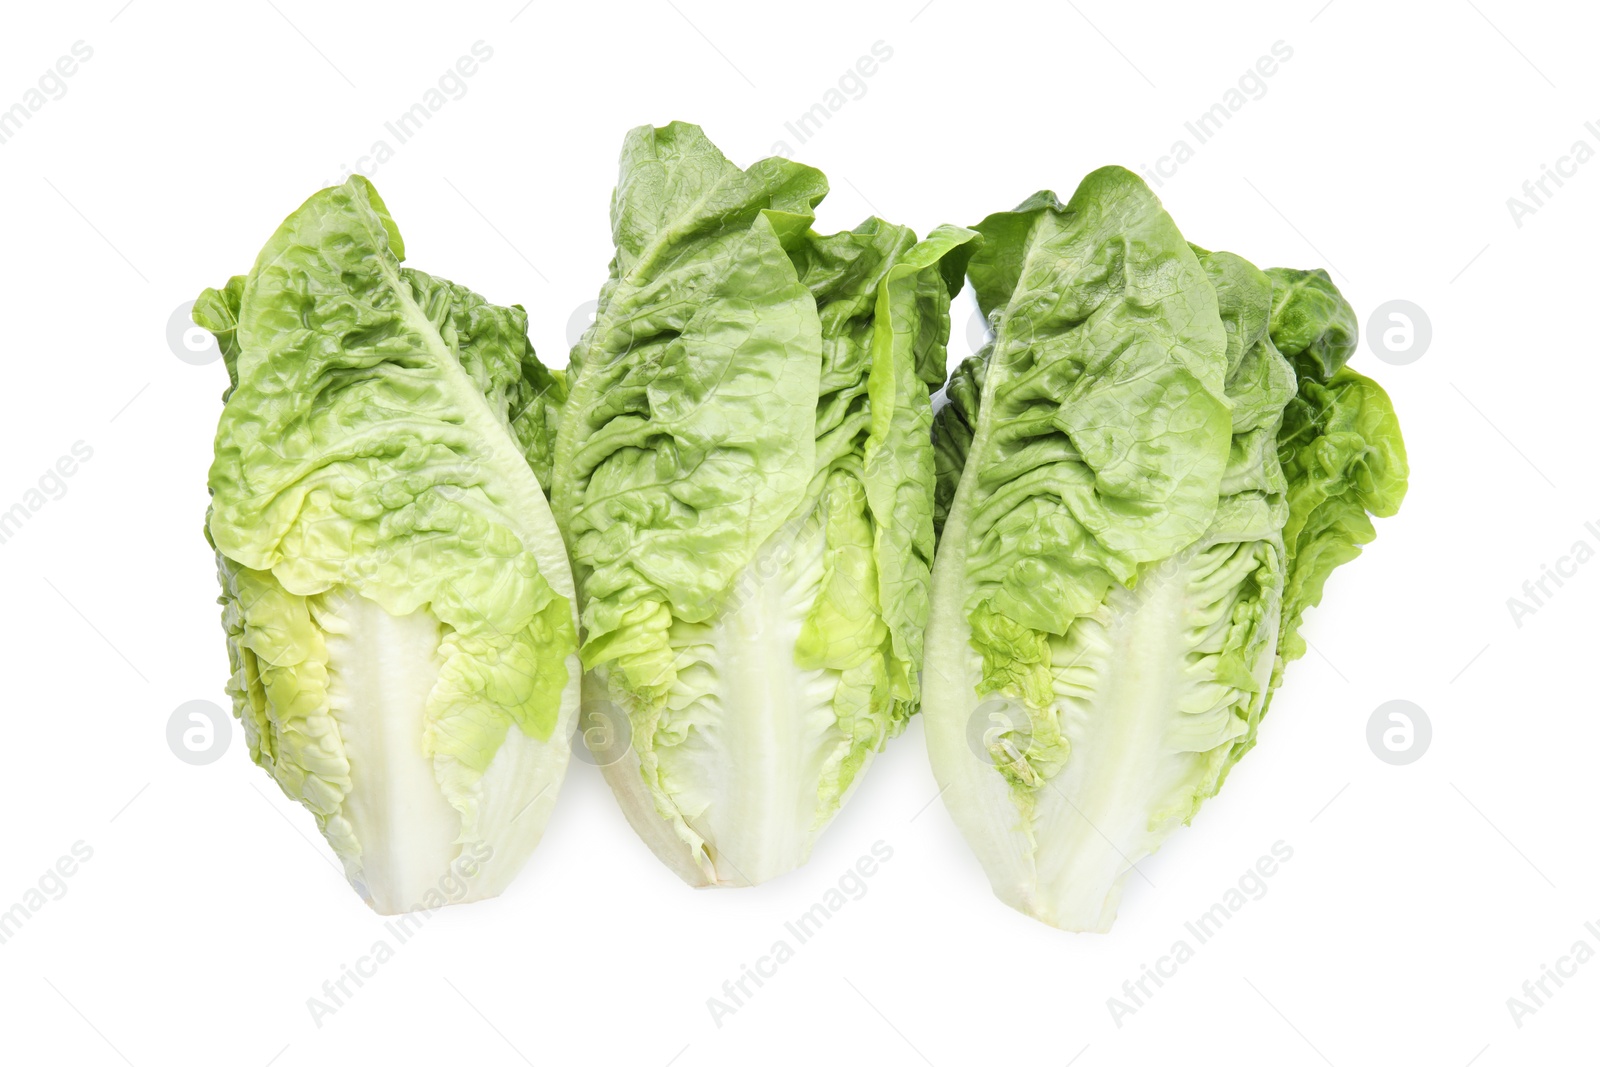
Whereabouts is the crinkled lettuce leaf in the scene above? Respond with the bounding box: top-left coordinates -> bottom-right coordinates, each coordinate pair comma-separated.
949,171 -> 1234,720
1256,266 -> 1409,693
1264,266 -> 1357,383
933,351 -> 986,539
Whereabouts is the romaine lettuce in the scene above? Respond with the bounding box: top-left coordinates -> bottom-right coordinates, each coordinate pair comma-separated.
924,168 -> 1407,931
196,177 -> 580,914
553,123 -> 976,886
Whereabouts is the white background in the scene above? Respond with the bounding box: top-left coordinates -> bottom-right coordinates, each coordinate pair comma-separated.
0,1 -> 1592,1064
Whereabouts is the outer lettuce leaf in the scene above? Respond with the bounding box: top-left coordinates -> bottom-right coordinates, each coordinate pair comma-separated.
949,170 -> 1233,725
1262,268 -> 1409,692
1170,247 -> 1297,801
932,351 -> 986,538
1271,371 -> 1408,688
404,271 -> 568,496
555,123 -> 973,886
791,221 -> 979,820
509,356 -> 565,496
552,121 -> 826,705
193,274 -> 247,395
198,177 -> 580,914
862,224 -> 979,698
1264,267 -> 1357,383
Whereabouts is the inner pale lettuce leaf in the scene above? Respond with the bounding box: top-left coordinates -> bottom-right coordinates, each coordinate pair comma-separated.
197,177 -> 579,914
923,168 -> 1406,931
554,122 -> 975,886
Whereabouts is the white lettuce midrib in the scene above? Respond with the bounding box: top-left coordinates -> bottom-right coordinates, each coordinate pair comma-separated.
703,564 -> 830,883
322,596 -> 459,914
930,531 -> 1277,930
1028,554 -> 1211,931
659,513 -> 844,886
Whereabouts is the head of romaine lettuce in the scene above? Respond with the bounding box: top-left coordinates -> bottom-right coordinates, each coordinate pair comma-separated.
196,177 -> 580,914
925,168 -> 1406,931
552,122 -> 977,886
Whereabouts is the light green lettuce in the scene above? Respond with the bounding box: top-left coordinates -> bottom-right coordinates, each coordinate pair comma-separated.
924,169 -> 1406,931
196,177 -> 580,914
553,123 -> 976,885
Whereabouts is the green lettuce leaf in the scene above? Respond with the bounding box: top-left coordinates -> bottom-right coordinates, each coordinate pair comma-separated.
1264,267 -> 1357,383
933,351 -> 986,539
943,170 -> 1234,721
1261,266 -> 1409,693
792,219 -> 979,826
